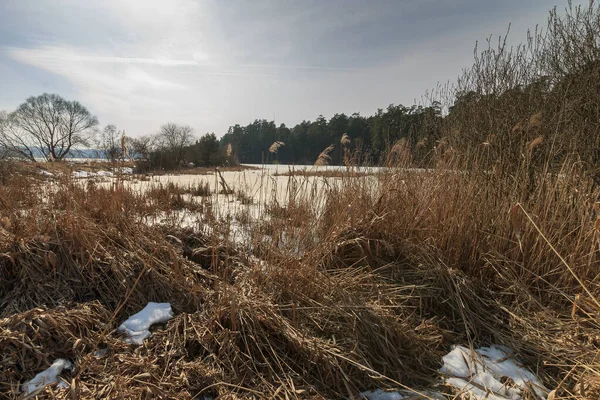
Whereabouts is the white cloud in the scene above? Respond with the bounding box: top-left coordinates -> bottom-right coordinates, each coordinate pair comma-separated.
6,46 -> 189,130
1,0 -> 582,137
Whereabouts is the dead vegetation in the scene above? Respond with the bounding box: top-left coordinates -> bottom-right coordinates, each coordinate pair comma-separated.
2,148 -> 598,399
0,167 -> 465,399
2,2 -> 600,399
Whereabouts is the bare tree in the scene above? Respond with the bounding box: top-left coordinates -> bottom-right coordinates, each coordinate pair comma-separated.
0,111 -> 8,159
158,123 -> 194,167
100,124 -> 125,162
129,135 -> 156,161
0,93 -> 98,161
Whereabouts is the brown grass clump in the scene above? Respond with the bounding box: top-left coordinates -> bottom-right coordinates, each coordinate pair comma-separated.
181,180 -> 211,197
0,168 -> 461,399
2,147 -> 600,399
527,135 -> 544,152
145,182 -> 203,211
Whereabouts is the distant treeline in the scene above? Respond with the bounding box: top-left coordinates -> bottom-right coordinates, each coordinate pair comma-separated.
218,103 -> 442,166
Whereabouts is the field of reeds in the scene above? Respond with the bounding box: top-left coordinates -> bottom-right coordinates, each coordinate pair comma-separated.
0,147 -> 598,399
3,2 -> 600,399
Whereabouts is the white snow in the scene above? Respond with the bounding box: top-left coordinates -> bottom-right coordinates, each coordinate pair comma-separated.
358,345 -> 545,400
39,170 -> 54,177
118,302 -> 173,345
72,170 -> 92,178
440,345 -> 547,399
22,358 -> 72,394
94,348 -> 108,357
358,389 -> 446,400
95,170 -> 113,177
72,170 -> 114,178
360,389 -> 405,400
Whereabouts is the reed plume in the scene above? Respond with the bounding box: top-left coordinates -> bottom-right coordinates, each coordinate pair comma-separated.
315,144 -> 334,166
269,141 -> 285,154
340,133 -> 351,146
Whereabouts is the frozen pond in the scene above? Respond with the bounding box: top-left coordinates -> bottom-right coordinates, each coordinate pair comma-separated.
99,164 -> 381,216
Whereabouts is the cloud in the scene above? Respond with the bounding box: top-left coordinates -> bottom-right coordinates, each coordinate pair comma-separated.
1,0 -> 585,137
7,46 -> 187,90
6,46 -> 188,127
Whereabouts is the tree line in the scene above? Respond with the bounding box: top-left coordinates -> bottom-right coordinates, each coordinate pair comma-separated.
0,94 -> 224,170
219,102 -> 443,166
0,92 -> 445,169
3,3 -> 600,173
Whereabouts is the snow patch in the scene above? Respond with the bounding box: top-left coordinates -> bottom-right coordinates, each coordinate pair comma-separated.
94,348 -> 108,357
95,170 -> 113,177
39,170 -> 54,177
72,170 -> 114,178
118,302 -> 173,345
360,389 -> 405,400
22,358 -> 72,394
440,345 -> 547,399
72,170 -> 92,178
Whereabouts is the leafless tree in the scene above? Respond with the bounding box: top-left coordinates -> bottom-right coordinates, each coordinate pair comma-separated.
157,123 -> 194,167
0,111 -> 8,159
0,93 -> 98,161
99,124 -> 125,162
129,135 -> 156,161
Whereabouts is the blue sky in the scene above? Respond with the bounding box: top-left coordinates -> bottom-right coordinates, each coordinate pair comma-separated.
0,0 -> 582,137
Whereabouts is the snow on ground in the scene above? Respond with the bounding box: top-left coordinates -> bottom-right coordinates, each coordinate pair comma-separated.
95,170 -> 114,177
72,170 -> 114,178
94,348 -> 108,358
39,170 -> 55,177
360,389 -> 406,399
118,302 -> 173,345
440,345 -> 547,399
72,169 -> 131,178
72,170 -> 94,178
359,388 -> 444,400
22,358 -> 72,394
358,345 -> 546,400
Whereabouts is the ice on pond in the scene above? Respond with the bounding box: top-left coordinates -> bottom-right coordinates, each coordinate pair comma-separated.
118,302 -> 173,345
22,358 -> 72,394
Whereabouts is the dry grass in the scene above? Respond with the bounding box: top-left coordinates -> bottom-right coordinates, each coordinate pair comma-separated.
0,167 -> 453,398
3,2 -> 600,395
180,181 -> 212,197
145,182 -> 203,211
1,148 -> 599,399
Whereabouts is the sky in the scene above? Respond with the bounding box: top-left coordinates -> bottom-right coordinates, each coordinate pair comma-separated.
0,0 -> 584,138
